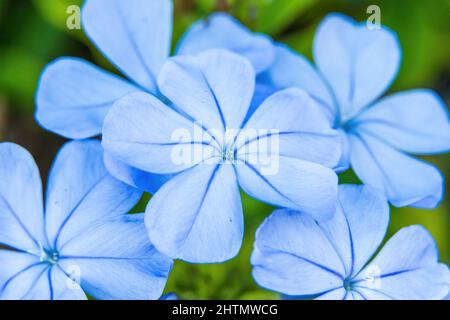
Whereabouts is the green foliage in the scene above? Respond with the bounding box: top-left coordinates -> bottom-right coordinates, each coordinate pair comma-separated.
255,0 -> 319,35
375,0 -> 450,89
0,47 -> 44,109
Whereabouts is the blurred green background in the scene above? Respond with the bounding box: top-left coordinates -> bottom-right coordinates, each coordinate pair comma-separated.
0,0 -> 448,299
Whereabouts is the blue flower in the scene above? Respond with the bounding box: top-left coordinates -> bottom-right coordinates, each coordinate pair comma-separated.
0,140 -> 172,300
35,0 -> 274,193
160,292 -> 178,300
176,12 -> 275,74
251,184 -> 450,300
102,49 -> 341,263
262,13 -> 450,209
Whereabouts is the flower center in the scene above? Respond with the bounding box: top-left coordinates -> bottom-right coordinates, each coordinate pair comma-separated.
343,277 -> 355,292
221,148 -> 235,162
40,249 -> 59,265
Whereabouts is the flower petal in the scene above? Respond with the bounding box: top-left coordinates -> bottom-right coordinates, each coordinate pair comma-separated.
82,0 -> 172,91
160,292 -> 178,300
251,209 -> 344,296
0,251 -> 73,300
247,81 -> 278,121
236,155 -> 338,221
103,92 -> 219,174
353,89 -> 450,154
176,13 -> 275,73
349,132 -> 443,208
0,250 -> 41,298
344,291 -> 363,300
0,263 -> 51,300
0,143 -> 45,252
351,288 -> 390,300
263,44 -> 335,121
314,13 -> 401,120
145,163 -> 243,263
334,130 -> 351,172
315,288 -> 346,300
104,152 -> 174,194
45,140 -> 142,250
237,88 -> 341,168
355,226 -> 450,300
48,267 -> 87,300
59,214 -> 172,300
319,185 -> 389,277
158,49 -> 255,132
35,57 -> 139,139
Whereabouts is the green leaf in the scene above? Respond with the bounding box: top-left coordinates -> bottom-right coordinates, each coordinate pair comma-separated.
255,0 -> 318,35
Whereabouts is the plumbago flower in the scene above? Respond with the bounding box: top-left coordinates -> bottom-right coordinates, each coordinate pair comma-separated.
0,140 -> 172,300
35,0 -> 274,193
251,185 -> 450,300
102,49 -> 341,263
262,13 -> 450,208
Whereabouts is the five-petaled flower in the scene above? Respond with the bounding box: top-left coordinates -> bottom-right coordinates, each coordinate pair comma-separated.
0,141 -> 172,300
252,185 -> 450,300
13,0 -> 449,299
262,13 -> 450,209
36,0 -> 274,193
102,49 -> 341,263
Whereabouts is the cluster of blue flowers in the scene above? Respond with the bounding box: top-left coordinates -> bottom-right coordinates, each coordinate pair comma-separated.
1,0 -> 449,300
